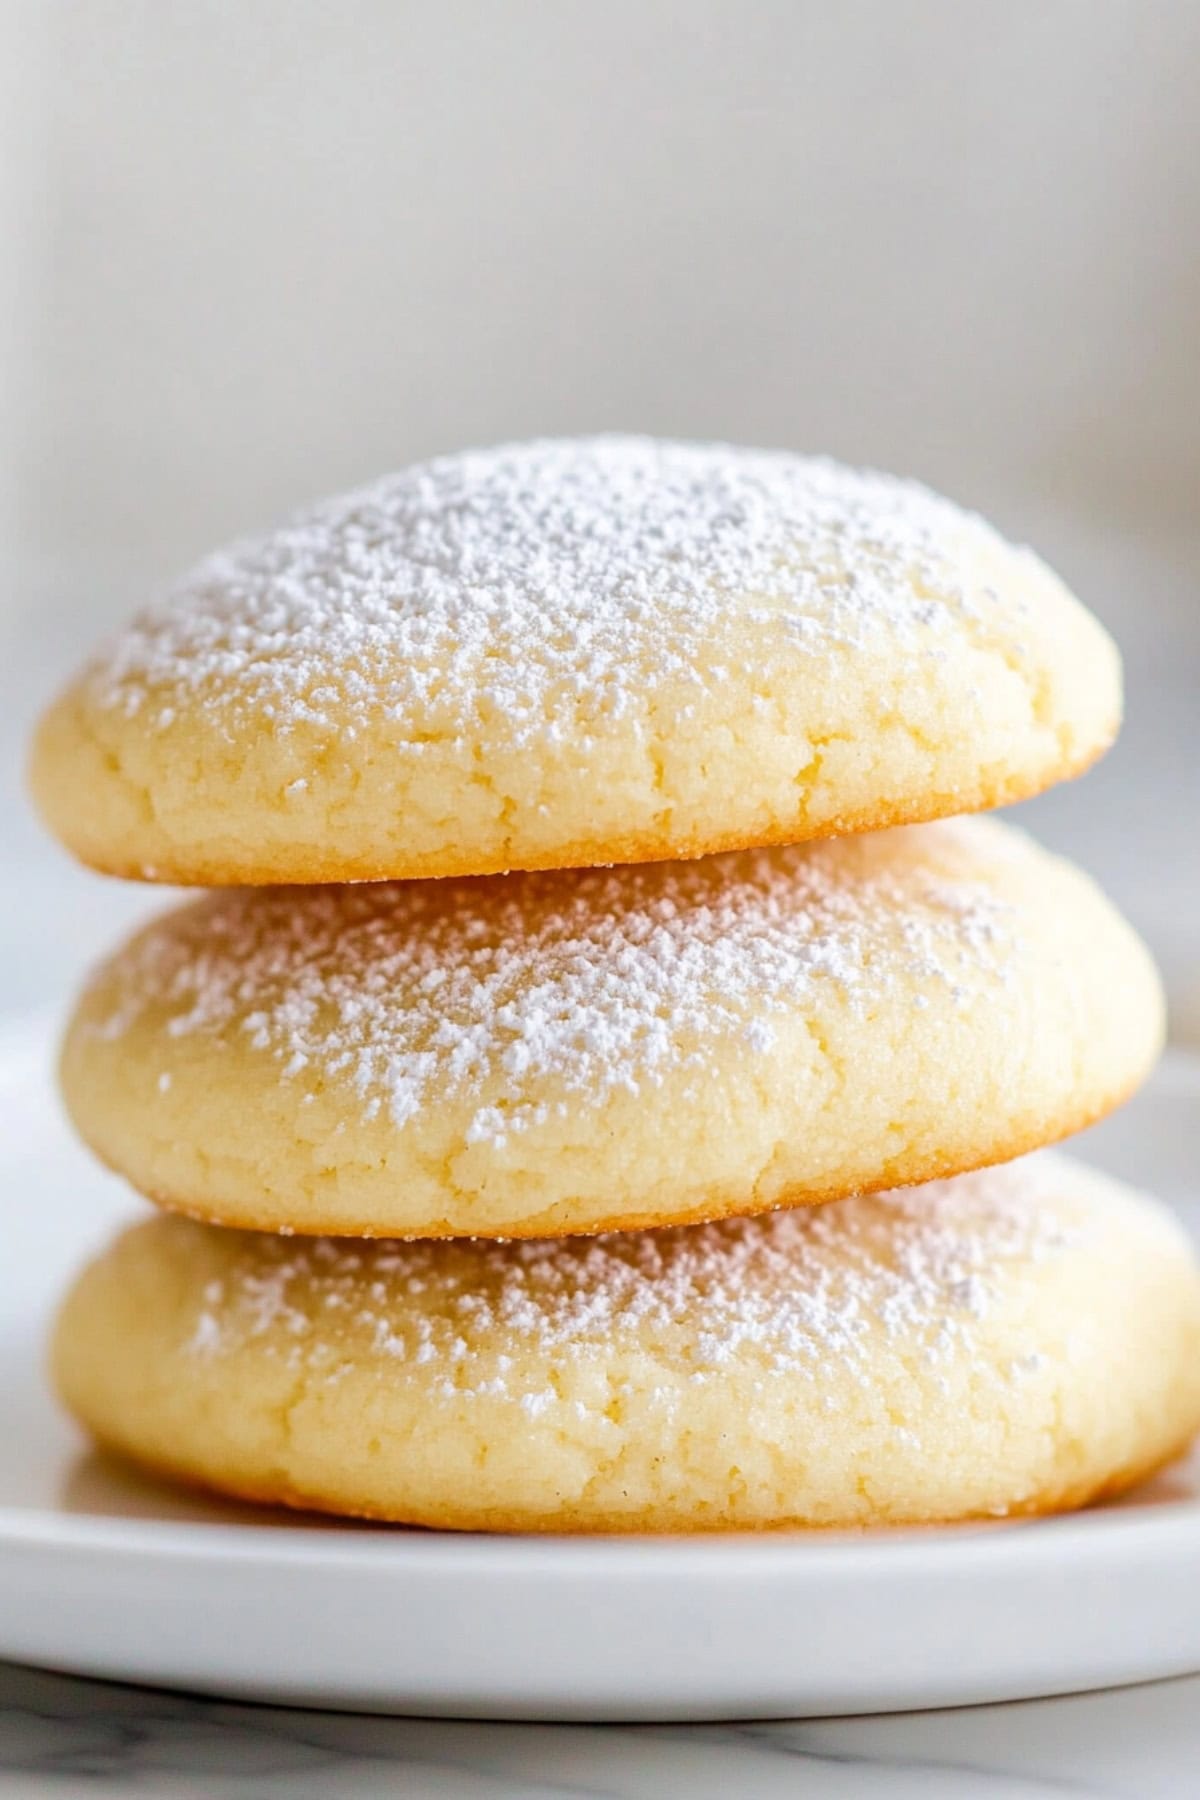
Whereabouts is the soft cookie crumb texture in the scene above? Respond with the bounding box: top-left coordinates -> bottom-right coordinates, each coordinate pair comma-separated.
52,1156 -> 1200,1531
58,817 -> 1165,1236
30,436 -> 1120,882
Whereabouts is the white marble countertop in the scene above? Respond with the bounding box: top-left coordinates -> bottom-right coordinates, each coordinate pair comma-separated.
2,1662 -> 1199,1797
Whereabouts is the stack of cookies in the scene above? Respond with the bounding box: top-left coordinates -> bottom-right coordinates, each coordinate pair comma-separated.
32,437 -> 1200,1531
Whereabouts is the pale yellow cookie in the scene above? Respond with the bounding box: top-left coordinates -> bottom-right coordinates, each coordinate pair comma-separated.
59,818 -> 1162,1239
30,437 -> 1119,885
52,1155 -> 1200,1531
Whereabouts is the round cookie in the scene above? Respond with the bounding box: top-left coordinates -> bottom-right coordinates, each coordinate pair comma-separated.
60,817 -> 1163,1239
52,1155 -> 1200,1531
30,436 -> 1120,886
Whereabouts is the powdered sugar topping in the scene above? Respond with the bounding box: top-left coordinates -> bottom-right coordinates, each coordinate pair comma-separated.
180,1155 -> 1087,1394
86,436 -> 1011,746
89,822 -> 1014,1145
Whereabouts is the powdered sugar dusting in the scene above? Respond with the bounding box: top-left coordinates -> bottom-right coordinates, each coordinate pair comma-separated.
176,1155 -> 1085,1396
85,436 -> 1011,746
89,822 -> 1014,1144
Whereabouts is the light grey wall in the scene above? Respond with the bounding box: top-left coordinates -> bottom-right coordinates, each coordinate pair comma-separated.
7,0 -> 1200,592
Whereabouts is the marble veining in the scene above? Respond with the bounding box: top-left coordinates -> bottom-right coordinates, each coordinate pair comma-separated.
2,1662 -> 1199,1798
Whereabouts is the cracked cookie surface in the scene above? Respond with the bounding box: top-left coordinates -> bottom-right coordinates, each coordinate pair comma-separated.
30,436 -> 1120,885
52,1154 -> 1200,1529
59,817 -> 1163,1236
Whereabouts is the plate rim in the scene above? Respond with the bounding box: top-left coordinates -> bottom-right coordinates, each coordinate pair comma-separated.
3,1462 -> 1200,1573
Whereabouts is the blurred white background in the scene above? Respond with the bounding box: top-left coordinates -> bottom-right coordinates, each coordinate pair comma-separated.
2,0 -> 1197,1027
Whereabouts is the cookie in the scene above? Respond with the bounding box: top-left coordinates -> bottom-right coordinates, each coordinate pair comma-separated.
30,436 -> 1120,885
59,818 -> 1162,1238
52,1155 -> 1200,1531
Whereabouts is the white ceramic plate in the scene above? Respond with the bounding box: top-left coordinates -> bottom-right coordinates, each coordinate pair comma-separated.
3,1015 -> 1200,1722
